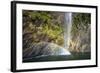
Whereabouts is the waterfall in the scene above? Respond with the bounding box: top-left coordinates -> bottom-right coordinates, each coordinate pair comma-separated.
64,12 -> 72,49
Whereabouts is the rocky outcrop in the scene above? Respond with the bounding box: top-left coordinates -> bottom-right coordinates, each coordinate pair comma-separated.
23,42 -> 71,60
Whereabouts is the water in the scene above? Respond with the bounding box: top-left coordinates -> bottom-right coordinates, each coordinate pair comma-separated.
55,12 -> 72,55
59,47 -> 71,55
64,12 -> 72,49
23,52 -> 90,62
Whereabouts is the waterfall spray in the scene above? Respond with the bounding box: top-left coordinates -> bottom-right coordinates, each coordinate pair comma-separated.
64,12 -> 72,49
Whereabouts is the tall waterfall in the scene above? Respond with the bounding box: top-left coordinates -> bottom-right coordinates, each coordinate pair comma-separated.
64,12 -> 72,49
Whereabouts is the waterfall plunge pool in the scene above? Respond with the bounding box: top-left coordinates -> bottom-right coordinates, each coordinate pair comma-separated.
23,52 -> 90,63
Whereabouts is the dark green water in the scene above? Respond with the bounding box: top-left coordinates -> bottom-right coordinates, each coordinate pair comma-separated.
23,52 -> 90,63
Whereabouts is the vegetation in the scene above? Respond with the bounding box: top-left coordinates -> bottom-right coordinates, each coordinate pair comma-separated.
71,13 -> 91,37
23,10 -> 65,49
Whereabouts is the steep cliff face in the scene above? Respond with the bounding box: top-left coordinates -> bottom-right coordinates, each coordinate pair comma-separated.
68,13 -> 91,53
69,25 -> 91,53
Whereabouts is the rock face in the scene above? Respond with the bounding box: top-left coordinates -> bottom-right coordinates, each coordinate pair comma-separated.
23,42 -> 71,59
69,24 -> 91,53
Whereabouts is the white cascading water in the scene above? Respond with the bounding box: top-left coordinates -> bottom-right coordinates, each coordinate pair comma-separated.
63,12 -> 72,55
